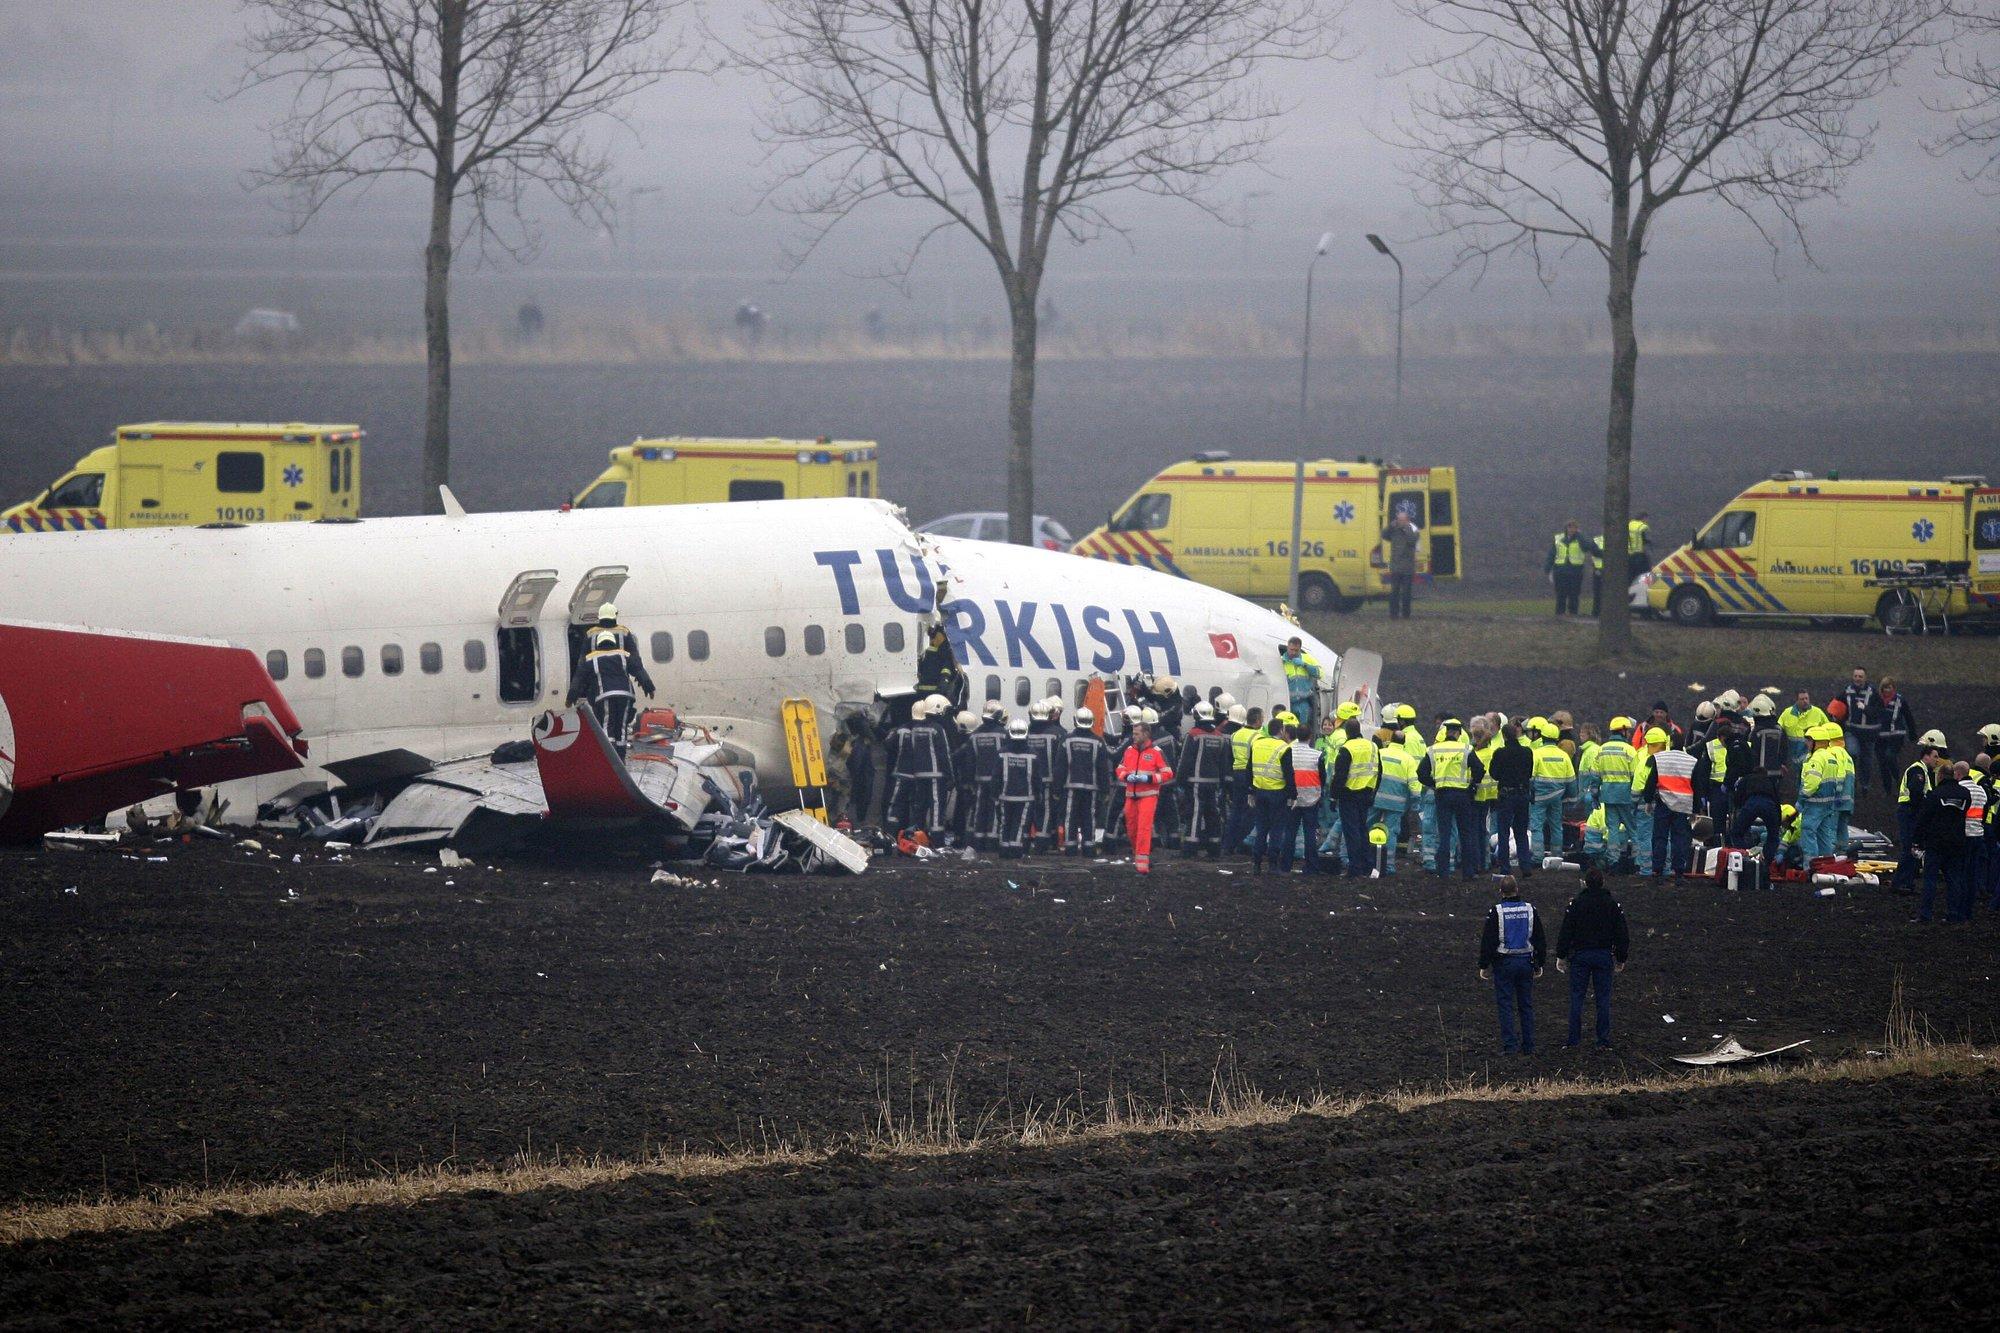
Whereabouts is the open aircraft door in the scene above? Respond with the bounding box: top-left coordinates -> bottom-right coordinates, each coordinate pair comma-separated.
564,564 -> 630,671
496,570 -> 559,706
1329,647 -> 1383,730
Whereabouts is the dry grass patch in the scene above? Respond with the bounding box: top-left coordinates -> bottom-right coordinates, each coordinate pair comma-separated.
5,1045 -> 1990,1248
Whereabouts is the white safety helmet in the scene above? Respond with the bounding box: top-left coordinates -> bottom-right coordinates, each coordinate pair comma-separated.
1073,707 -> 1096,728
1227,704 -> 1248,725
1044,695 -> 1065,716
1746,694 -> 1776,718
1027,698 -> 1048,721
983,699 -> 1005,718
1123,705 -> 1143,722
909,697 -> 934,719
1493,712 -> 1509,729
925,693 -> 950,715
1007,717 -> 1030,738
597,602 -> 619,620
1978,723 -> 2000,746
1214,692 -> 1236,712
1715,688 -> 1745,711
591,628 -> 620,651
1193,701 -> 1215,721
1153,674 -> 1177,692
1918,729 -> 1949,750
1695,700 -> 1718,722
955,710 -> 977,730
1140,707 -> 1160,726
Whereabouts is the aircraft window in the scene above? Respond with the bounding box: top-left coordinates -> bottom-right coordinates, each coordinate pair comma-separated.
986,675 -> 1003,701
576,481 -> 626,509
650,631 -> 674,662
688,630 -> 710,661
496,628 -> 540,703
341,646 -> 364,678
304,648 -> 326,679
266,649 -> 288,681
804,624 -> 827,656
1074,680 -> 1089,707
845,624 -> 866,654
463,639 -> 487,672
217,451 -> 265,494
729,480 -> 786,502
1182,685 -> 1200,709
883,622 -> 906,653
766,626 -> 787,657
1044,678 -> 1061,701
1015,677 -> 1031,706
44,473 -> 105,509
1112,493 -> 1171,532
381,644 -> 404,676
418,642 -> 442,674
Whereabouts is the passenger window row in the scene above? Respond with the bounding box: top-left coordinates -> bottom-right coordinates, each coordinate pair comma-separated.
644,622 -> 908,662
265,639 -> 475,682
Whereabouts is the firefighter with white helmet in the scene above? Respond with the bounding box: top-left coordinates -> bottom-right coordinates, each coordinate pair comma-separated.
1060,706 -> 1113,854
566,625 -> 642,755
964,702 -> 1008,850
1179,699 -> 1230,856
1026,693 -> 1066,850
996,717 -> 1040,857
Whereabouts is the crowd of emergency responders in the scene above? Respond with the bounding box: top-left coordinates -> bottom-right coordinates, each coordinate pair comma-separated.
813,641 -> 1997,922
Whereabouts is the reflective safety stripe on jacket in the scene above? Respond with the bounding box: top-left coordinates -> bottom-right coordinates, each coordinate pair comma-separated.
1496,901 -> 1536,955
1250,734 -> 1289,791
1595,741 -> 1636,803
1230,727 -> 1254,772
1799,750 -> 1838,805
1628,519 -> 1648,554
1651,749 -> 1698,814
1706,737 -> 1729,783
1967,780 -> 1991,838
1290,740 -> 1325,806
1828,749 -> 1855,809
1531,744 -> 1575,802
1375,748 -> 1415,812
1551,533 -> 1587,566
1428,740 -> 1473,789
1341,736 -> 1379,791
1899,761 -> 1933,805
1474,740 -> 1499,801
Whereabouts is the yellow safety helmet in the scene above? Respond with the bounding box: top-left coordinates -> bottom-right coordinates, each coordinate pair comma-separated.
1396,704 -> 1417,723
1335,701 -> 1361,721
1539,721 -> 1560,742
1274,710 -> 1299,728
1781,803 -> 1797,821
1644,727 -> 1670,746
1368,825 -> 1389,846
1609,715 -> 1634,732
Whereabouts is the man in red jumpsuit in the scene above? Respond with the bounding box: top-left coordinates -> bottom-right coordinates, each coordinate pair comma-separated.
1116,721 -> 1176,873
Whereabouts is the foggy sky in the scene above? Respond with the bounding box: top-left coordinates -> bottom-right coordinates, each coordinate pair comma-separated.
2,0 -> 1997,328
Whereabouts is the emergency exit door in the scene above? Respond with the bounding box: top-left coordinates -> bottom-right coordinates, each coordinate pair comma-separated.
496,569 -> 559,705
564,565 -> 630,674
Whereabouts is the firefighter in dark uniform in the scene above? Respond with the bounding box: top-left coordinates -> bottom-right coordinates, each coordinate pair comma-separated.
965,701 -> 1007,851
997,717 -> 1042,857
591,603 -> 656,700
567,626 -> 641,755
1179,701 -> 1230,857
1060,708 -> 1113,854
915,624 -> 965,711
1026,698 -> 1065,852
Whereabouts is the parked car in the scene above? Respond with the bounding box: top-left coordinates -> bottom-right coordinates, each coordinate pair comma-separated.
918,511 -> 1073,551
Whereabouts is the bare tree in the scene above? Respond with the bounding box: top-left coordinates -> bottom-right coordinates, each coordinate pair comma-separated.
747,0 -> 1331,544
1936,3 -> 2000,186
1400,0 -> 1940,652
242,0 -> 683,513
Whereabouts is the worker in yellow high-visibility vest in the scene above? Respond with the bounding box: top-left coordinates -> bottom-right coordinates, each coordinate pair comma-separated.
1545,521 -> 1599,617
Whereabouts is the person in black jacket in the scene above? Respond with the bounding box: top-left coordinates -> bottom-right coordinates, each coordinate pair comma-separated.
1478,879 -> 1545,1055
1488,723 -> 1536,874
1556,869 -> 1630,1048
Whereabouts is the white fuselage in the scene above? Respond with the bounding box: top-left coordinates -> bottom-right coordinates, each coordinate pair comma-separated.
0,498 -> 1334,808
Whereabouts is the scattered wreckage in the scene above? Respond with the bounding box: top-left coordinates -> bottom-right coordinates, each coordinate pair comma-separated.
263,706 -> 869,874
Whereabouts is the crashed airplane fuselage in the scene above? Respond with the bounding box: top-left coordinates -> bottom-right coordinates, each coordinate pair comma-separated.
0,497 -> 1346,831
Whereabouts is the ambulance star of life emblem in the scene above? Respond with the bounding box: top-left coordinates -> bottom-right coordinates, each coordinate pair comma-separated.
283,464 -> 306,488
1911,518 -> 1935,544
1333,501 -> 1356,524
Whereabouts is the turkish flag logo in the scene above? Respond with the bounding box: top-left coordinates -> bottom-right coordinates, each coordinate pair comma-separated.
1209,632 -> 1240,659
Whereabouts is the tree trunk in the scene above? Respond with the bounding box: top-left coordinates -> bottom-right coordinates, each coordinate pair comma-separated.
1004,282 -> 1040,546
421,178 -> 454,517
1596,213 -> 1641,657
420,1 -> 465,518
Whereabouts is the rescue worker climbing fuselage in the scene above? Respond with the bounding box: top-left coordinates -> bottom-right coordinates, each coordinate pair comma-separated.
0,498 -> 1340,823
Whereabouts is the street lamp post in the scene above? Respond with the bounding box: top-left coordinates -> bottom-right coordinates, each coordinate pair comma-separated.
1366,234 -> 1405,437
1288,231 -> 1334,613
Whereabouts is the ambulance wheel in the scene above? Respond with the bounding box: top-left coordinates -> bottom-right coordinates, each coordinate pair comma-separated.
1666,585 -> 1714,627
1875,591 -> 1920,635
1298,574 -> 1348,614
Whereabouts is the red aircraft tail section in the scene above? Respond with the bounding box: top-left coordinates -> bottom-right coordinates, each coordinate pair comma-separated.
532,707 -> 658,821
0,621 -> 307,842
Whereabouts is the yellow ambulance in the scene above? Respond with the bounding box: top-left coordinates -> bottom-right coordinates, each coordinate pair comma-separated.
1071,454 -> 1463,612
3,422 -> 363,533
1642,472 -> 2000,630
571,437 -> 880,509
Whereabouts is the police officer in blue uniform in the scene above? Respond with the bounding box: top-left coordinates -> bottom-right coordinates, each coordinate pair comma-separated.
1478,879 -> 1545,1055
